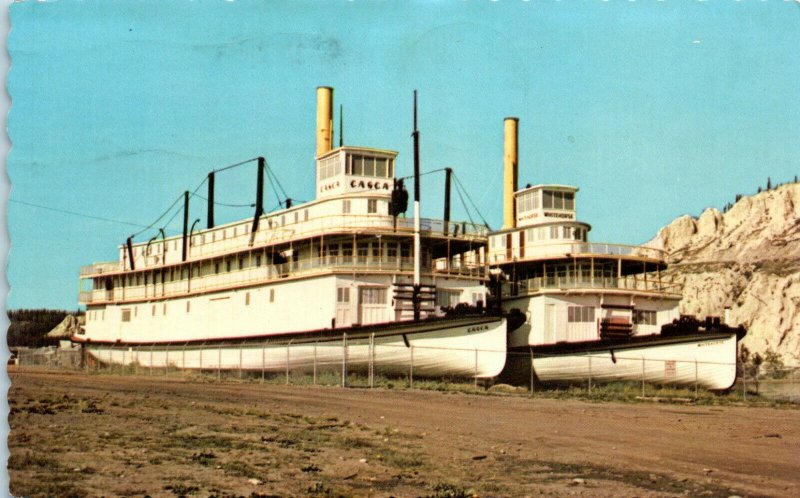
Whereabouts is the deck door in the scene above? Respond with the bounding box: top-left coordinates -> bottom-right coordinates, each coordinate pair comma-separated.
335,287 -> 352,327
359,287 -> 388,325
544,304 -> 556,344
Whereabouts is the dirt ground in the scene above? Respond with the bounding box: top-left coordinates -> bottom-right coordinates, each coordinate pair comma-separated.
7,369 -> 800,497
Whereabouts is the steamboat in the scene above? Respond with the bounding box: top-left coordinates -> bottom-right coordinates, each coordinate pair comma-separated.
74,88 -> 507,379
490,118 -> 745,391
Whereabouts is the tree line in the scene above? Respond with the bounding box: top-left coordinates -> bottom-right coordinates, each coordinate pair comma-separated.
721,175 -> 799,214
6,309 -> 82,348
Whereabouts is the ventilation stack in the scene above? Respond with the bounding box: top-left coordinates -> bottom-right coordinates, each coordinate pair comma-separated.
502,117 -> 519,230
316,86 -> 334,158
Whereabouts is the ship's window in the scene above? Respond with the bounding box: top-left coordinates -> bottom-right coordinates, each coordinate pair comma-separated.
357,243 -> 368,258
343,200 -> 351,214
375,157 -> 387,177
281,215 -> 285,226
633,310 -> 657,325
269,289 -> 275,303
329,244 -> 339,257
342,245 -> 353,260
435,289 -> 461,308
563,227 -> 571,239
245,225 -> 249,234
255,254 -> 262,267
361,287 -> 387,305
181,267 -> 188,280
337,287 -> 350,303
122,309 -> 131,322
212,233 -> 216,243
371,243 -> 379,257
163,303 -> 167,315
400,243 -> 410,258
226,260 -> 232,272
564,192 -> 574,210
567,306 -> 594,323
352,155 -> 364,175
134,306 -> 138,317
239,258 -> 244,270
387,243 -> 397,258
186,301 -> 191,313
526,229 -> 535,242
152,305 -> 156,316
201,234 -> 205,244
214,262 -> 220,274
367,199 -> 377,214
471,292 -> 483,305
304,210 -> 309,221
550,226 -> 559,239
101,310 -> 105,320
144,273 -> 149,286
294,212 -> 298,224
245,292 -> 250,306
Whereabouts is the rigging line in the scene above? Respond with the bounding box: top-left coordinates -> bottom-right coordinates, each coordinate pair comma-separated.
162,203 -> 186,231
211,157 -> 260,174
9,198 -> 150,229
452,180 -> 476,226
264,166 -> 285,205
452,173 -> 491,229
192,193 -> 254,208
132,192 -> 185,237
397,167 -> 448,181
264,160 -> 289,200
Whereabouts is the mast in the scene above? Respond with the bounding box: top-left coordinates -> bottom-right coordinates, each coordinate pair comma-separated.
412,90 -> 421,321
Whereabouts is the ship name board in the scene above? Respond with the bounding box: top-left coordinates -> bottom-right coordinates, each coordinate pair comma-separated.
517,212 -> 575,222
467,325 -> 489,333
350,179 -> 391,190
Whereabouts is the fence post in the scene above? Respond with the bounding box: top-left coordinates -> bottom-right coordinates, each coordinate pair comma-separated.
529,348 -> 535,396
108,345 -> 114,374
641,357 -> 646,398
313,342 -> 317,386
694,360 -> 698,400
150,345 -> 154,376
122,347 -> 126,374
217,343 -> 221,381
286,341 -> 291,385
409,345 -> 414,389
743,367 -> 747,401
474,348 -> 479,390
199,346 -> 203,374
182,343 -> 187,376
261,342 -> 266,383
341,333 -> 348,388
588,355 -> 593,395
134,345 -> 139,375
165,346 -> 169,377
369,333 -> 375,389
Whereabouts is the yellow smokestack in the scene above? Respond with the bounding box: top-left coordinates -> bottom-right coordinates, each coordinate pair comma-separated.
316,86 -> 334,157
503,117 -> 519,230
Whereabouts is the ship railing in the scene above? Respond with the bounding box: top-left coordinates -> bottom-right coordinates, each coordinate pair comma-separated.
81,254 -> 485,304
80,262 -> 121,277
134,213 -> 490,269
490,242 -> 666,264
504,274 -> 682,297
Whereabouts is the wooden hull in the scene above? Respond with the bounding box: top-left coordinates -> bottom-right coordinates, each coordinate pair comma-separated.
78,316 -> 508,379
529,332 -> 739,391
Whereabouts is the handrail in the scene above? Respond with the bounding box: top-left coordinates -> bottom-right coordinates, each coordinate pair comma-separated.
79,255 -> 486,305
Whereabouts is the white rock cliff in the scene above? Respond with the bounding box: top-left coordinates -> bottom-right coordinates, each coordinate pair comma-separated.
647,183 -> 800,364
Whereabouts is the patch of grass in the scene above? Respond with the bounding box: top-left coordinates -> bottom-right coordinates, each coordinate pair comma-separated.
164,483 -> 201,495
8,451 -> 60,471
221,460 -> 259,478
425,482 -> 474,498
190,451 -> 217,466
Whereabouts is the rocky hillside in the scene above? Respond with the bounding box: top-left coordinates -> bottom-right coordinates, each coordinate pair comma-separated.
647,183 -> 800,364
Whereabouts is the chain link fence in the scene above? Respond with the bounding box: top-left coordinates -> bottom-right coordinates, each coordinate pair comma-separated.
11,342 -> 799,404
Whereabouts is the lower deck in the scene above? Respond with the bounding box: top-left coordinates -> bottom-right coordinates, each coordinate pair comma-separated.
83,272 -> 487,344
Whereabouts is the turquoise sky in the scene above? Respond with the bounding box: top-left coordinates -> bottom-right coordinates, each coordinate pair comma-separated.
6,0 -> 800,310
